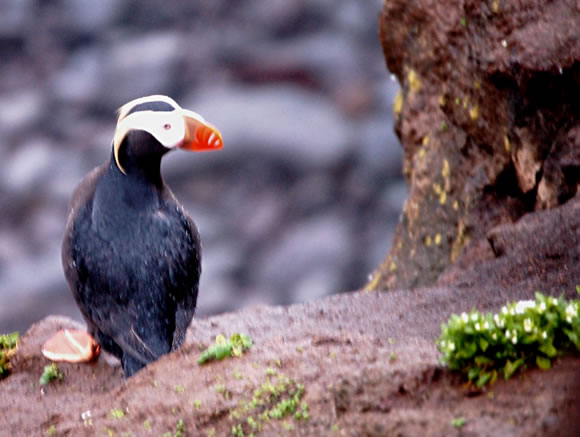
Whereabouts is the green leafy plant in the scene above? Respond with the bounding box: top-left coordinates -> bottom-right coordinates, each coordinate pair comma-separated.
438,291 -> 580,387
451,416 -> 466,428
39,363 -> 63,385
109,408 -> 125,419
0,332 -> 18,378
198,333 -> 253,364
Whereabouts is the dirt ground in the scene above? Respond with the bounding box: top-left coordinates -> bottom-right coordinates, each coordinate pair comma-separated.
1,286 -> 579,436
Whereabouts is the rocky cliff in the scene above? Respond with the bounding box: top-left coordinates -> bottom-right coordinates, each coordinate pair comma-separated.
1,0 -> 580,435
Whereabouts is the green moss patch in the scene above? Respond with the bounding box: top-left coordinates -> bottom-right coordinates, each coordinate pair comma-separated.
228,368 -> 309,436
0,332 -> 18,378
39,363 -> 63,385
438,291 -> 580,387
199,334 -> 253,365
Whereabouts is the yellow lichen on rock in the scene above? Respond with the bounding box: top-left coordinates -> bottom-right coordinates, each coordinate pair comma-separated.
469,105 -> 479,121
364,271 -> 382,292
441,159 -> 450,179
393,90 -> 403,115
407,69 -> 421,93
450,219 -> 469,263
434,234 -> 442,245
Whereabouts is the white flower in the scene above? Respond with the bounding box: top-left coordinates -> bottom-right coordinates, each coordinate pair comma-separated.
505,330 -> 511,339
538,302 -> 546,313
567,316 -> 572,324
566,304 -> 577,318
448,342 -> 455,351
515,300 -> 535,314
471,313 -> 479,321
523,318 -> 533,333
484,321 -> 490,330
475,323 -> 481,331
542,331 -> 548,339
501,306 -> 508,315
491,333 -> 497,341
512,336 -> 517,345
550,297 -> 557,305
462,313 -> 469,323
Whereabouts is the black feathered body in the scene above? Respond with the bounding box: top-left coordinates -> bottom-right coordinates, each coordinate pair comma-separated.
62,154 -> 200,377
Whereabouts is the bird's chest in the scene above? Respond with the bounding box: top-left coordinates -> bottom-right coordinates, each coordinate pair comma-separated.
104,208 -> 189,265
74,204 -> 195,294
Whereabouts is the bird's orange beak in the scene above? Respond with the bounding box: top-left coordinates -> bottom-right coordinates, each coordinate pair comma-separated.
181,110 -> 223,151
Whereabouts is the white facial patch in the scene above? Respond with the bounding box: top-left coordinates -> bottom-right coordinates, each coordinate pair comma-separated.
115,109 -> 187,150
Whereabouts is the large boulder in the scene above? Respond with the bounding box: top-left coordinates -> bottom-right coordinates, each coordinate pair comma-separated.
370,0 -> 580,291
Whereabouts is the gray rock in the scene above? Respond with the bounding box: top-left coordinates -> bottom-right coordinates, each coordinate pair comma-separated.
186,84 -> 354,168
60,0 -> 123,33
99,31 -> 182,107
196,277 -> 236,316
255,213 -> 351,296
382,180 -> 408,215
293,268 -> 342,303
0,91 -> 44,135
0,0 -> 33,37
49,48 -> 103,104
356,115 -> 403,174
2,138 -> 55,190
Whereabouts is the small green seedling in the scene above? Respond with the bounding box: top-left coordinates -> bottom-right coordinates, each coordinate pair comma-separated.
198,333 -> 253,364
110,408 -> 125,419
39,363 -> 63,385
451,416 -> 466,428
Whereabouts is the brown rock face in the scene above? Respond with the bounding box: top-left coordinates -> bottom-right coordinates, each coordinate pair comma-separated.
2,290 -> 580,436
371,0 -> 580,291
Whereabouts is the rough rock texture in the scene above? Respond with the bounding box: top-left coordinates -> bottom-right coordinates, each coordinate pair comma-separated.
2,281 -> 579,436
370,0 -> 580,291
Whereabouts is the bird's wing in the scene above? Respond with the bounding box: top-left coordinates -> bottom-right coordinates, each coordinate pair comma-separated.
62,163 -> 108,322
163,193 -> 201,350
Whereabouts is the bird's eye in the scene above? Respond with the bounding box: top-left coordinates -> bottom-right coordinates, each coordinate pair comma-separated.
163,123 -> 172,130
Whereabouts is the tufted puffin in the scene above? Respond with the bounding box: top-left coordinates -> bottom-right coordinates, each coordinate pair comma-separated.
61,95 -> 223,377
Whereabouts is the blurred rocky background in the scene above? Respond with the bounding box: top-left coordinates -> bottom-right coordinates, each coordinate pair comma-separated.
0,0 -> 403,333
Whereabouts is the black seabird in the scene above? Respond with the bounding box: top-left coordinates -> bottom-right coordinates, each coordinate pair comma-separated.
61,95 -> 223,377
